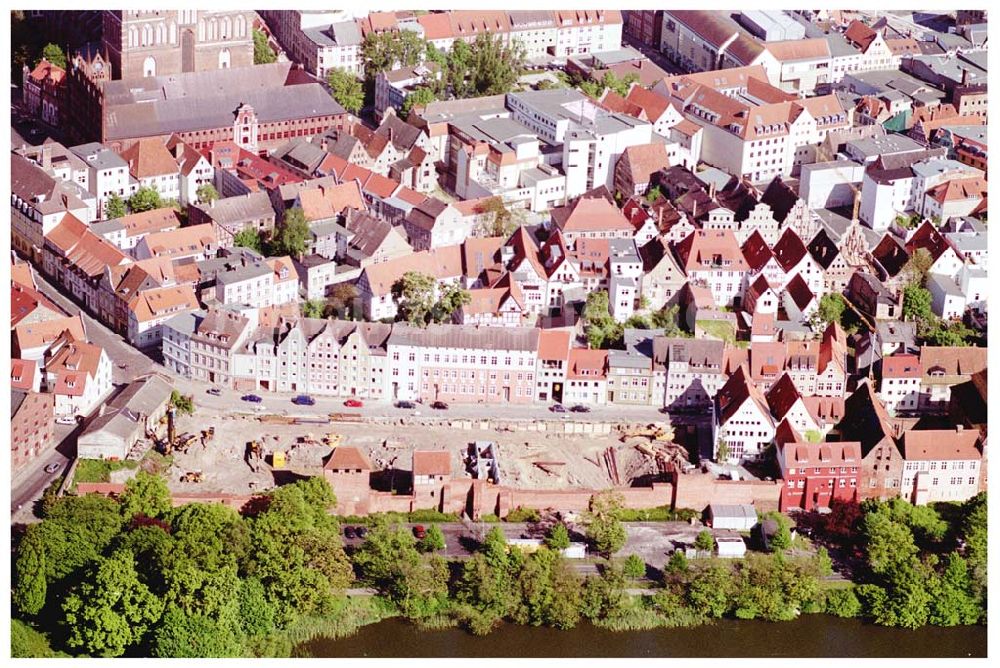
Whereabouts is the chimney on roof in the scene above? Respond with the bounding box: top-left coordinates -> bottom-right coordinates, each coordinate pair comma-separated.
709,181 -> 717,200
961,68 -> 970,86
41,143 -> 52,169
957,425 -> 964,432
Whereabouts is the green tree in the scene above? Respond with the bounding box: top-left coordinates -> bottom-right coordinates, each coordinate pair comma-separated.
622,554 -> 646,579
903,247 -> 934,287
272,207 -> 310,257
39,43 -> 67,69
195,183 -> 219,204
476,196 -> 524,237
686,564 -> 732,618
361,32 -> 397,76
13,526 -> 48,616
449,32 -> 526,98
327,68 -> 364,115
128,186 -> 164,214
650,303 -> 684,336
666,550 -> 689,574
768,513 -> 792,552
432,280 -> 472,323
232,227 -> 263,254
150,605 -> 245,658
236,577 -> 276,639
928,553 -> 980,626
862,509 -> 918,576
418,524 -> 446,553
120,472 -> 172,520
825,587 -> 863,618
694,530 -> 714,553
544,523 -> 571,551
392,271 -> 437,326
302,299 -> 326,319
584,490 -> 627,556
401,86 -> 436,119
902,285 -> 933,322
327,282 -> 359,316
105,193 -> 127,220
34,494 -> 125,584
62,551 -> 165,657
925,318 -> 975,347
715,439 -> 731,463
817,293 -> 847,326
170,390 -> 194,415
582,290 -> 622,349
253,29 -> 276,65
645,184 -> 663,203
581,564 -> 628,621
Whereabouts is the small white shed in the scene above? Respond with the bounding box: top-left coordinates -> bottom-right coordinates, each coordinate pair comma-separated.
716,536 -> 747,559
707,504 -> 759,531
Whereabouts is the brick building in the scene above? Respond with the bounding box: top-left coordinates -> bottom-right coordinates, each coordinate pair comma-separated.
102,10 -> 254,80
12,390 -> 55,474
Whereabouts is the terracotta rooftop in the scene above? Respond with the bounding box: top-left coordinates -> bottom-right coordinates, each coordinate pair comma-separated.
325,446 -> 373,471
412,450 -> 452,477
901,429 -> 981,462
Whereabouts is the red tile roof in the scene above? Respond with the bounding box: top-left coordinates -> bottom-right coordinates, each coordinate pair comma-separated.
567,348 -> 608,380
325,446 -> 373,471
901,429 -> 981,461
412,450 -> 452,476
883,353 -> 922,379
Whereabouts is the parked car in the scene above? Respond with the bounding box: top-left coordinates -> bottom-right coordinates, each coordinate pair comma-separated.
344,399 -> 363,408
355,526 -> 368,539
549,404 -> 567,413
43,462 -> 61,474
206,387 -> 222,396
430,401 -> 449,410
241,394 -> 263,403
396,400 -> 417,409
413,525 -> 427,539
344,526 -> 356,539
570,404 -> 591,413
55,416 -> 77,425
292,395 -> 316,406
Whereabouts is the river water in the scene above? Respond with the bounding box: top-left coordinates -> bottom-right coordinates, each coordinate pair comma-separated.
301,616 -> 986,658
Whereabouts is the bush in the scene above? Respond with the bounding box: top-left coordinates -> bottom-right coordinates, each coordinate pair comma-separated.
505,507 -> 541,523
614,506 -> 698,522
825,587 -> 863,618
694,530 -> 714,553
623,554 -> 646,579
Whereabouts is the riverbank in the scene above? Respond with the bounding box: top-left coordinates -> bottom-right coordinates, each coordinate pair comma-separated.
297,615 -> 988,658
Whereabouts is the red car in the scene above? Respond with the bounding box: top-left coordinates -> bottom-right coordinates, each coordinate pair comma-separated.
413,525 -> 426,539
344,399 -> 363,408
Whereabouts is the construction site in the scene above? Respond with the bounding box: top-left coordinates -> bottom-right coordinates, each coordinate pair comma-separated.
159,408 -> 698,500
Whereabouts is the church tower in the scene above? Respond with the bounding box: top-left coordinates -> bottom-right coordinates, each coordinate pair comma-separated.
102,10 -> 254,81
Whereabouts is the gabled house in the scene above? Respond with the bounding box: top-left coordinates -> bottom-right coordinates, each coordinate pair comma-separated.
776,429 -> 862,512
713,365 -> 775,463
674,229 -> 749,307
878,353 -> 922,415
917,346 -> 987,414
637,236 -> 686,310
836,380 -> 903,500
766,373 -> 821,436
564,348 -> 609,406
42,337 -> 113,417
899,428 -> 982,504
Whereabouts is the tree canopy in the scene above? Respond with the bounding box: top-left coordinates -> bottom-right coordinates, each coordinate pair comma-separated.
252,29 -> 276,65
271,207 -> 310,258
327,69 -> 364,114
128,187 -> 164,214
40,43 -> 67,69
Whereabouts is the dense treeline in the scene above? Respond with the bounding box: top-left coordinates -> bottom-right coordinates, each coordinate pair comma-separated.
11,475 -> 987,657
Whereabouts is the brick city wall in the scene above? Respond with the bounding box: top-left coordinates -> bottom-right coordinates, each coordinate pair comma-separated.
672,471 -> 781,512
